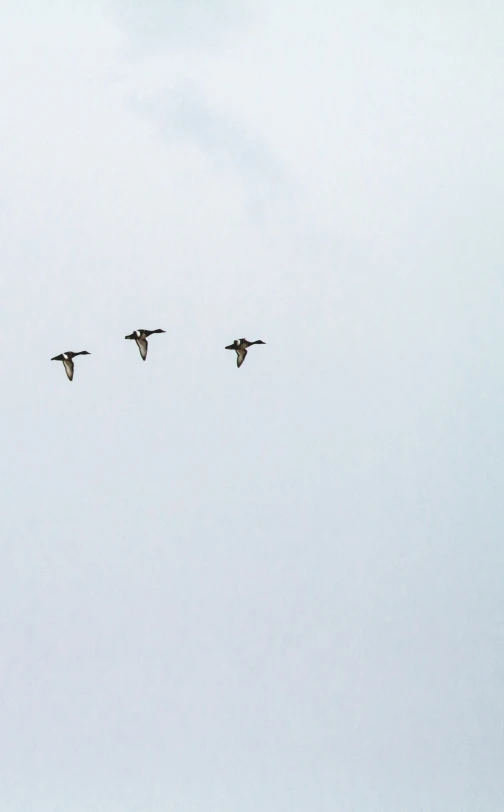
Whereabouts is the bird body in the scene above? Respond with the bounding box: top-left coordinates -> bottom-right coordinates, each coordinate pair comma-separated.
225,338 -> 265,368
125,328 -> 165,360
51,350 -> 91,381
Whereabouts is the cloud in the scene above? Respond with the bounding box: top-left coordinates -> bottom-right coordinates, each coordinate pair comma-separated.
114,0 -> 249,53
112,1 -> 292,213
128,82 -> 289,194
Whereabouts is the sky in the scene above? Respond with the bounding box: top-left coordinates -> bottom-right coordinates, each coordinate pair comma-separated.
0,1 -> 503,810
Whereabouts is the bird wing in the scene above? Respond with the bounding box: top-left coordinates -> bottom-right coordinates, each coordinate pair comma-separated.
63,358 -> 74,381
236,348 -> 247,368
135,337 -> 148,360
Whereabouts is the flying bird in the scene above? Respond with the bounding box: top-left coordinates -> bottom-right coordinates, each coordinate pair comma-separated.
125,329 -> 165,361
51,351 -> 91,381
225,338 -> 266,368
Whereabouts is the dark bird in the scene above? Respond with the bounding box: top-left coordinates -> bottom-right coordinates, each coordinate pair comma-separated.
125,328 -> 165,361
225,338 -> 265,368
51,351 -> 91,381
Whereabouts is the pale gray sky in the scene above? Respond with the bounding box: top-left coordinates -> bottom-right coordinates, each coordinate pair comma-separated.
1,2 -> 503,810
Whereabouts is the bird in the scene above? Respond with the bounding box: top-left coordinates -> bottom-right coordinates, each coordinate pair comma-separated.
124,328 -> 165,361
51,351 -> 91,381
225,338 -> 266,368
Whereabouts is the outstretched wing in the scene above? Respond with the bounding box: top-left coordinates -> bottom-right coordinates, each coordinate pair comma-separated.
236,348 -> 247,368
63,358 -> 74,381
135,337 -> 148,360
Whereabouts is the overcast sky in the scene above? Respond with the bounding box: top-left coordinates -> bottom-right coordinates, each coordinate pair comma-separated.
1,2 -> 503,810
